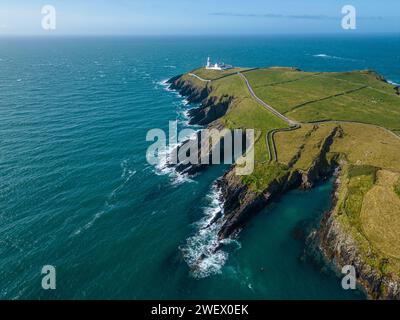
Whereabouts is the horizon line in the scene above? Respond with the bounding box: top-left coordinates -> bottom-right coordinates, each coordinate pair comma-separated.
0,31 -> 399,38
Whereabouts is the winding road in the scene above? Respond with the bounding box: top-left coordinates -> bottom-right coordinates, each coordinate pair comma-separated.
237,72 -> 300,162
188,73 -> 211,82
237,72 -> 299,127
189,71 -> 400,162
237,72 -> 400,162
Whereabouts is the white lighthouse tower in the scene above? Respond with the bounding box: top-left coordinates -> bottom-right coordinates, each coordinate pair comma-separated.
205,56 -> 232,71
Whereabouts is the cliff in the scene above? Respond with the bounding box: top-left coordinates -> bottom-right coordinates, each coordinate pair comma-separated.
217,128 -> 339,240
168,75 -> 231,125
169,73 -> 340,240
309,172 -> 400,299
168,70 -> 400,299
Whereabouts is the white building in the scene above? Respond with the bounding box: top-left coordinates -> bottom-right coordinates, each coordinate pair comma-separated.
205,57 -> 233,71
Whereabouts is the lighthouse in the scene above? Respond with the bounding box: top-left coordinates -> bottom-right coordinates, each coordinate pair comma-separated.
205,56 -> 233,71
206,57 -> 211,68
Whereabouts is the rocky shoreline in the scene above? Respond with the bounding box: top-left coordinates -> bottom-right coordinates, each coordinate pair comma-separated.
309,172 -> 400,299
168,74 -> 400,299
169,73 -> 339,239
168,75 -> 231,126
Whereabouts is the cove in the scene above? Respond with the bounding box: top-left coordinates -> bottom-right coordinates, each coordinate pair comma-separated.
184,178 -> 365,300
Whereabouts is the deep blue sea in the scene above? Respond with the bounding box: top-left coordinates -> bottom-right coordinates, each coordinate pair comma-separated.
0,35 -> 398,299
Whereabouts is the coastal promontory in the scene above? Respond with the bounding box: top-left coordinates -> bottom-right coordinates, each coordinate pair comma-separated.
168,66 -> 400,299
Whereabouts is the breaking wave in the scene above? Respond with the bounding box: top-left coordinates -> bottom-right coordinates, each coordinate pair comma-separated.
152,140 -> 195,186
158,79 -> 177,94
151,79 -> 201,185
312,53 -> 359,62
181,184 -> 240,278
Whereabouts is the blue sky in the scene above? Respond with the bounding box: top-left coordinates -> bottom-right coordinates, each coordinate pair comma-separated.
0,0 -> 399,35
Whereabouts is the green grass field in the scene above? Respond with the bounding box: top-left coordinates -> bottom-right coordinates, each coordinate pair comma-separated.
191,67 -> 250,80
183,67 -> 400,192
183,70 -> 289,163
243,67 -> 317,88
287,87 -> 400,130
321,71 -> 398,95
244,68 -> 400,130
275,122 -> 400,277
342,165 -> 377,233
179,66 -> 400,282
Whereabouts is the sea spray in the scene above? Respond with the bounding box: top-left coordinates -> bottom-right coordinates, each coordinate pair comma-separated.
181,184 -> 240,278
152,79 -> 201,185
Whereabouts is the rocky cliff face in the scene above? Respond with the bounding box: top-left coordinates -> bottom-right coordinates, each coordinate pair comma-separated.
187,96 -> 232,126
168,75 -> 210,104
217,169 -> 296,239
167,75 -> 235,175
168,74 -> 400,299
311,176 -> 400,300
169,73 -> 337,240
168,75 -> 231,125
217,142 -> 337,240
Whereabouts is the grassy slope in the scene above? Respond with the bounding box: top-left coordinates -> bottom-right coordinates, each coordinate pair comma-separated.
361,170 -> 400,260
186,69 -> 290,191
211,74 -> 290,191
288,87 -> 400,131
185,67 -> 400,279
276,122 -> 400,278
192,67 -> 250,80
245,68 -> 400,131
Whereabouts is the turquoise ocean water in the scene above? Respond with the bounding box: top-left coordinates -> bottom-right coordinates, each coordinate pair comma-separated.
0,35 -> 398,299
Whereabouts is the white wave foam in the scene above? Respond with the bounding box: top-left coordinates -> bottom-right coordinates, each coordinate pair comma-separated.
312,53 -> 358,62
388,80 -> 400,86
158,78 -> 185,99
152,140 -> 195,186
158,78 -> 176,93
73,159 -> 137,236
177,109 -> 191,126
74,209 -> 107,236
153,79 -> 203,184
313,54 -> 331,58
109,160 -> 137,199
164,65 -> 177,69
181,185 -> 239,278
182,109 -> 190,118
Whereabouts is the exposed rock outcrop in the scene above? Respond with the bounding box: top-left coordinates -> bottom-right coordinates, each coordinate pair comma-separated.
169,73 -> 339,240
168,75 -> 231,125
167,76 -> 236,175
217,143 -> 338,240
310,175 -> 400,300
168,75 -> 210,104
187,96 -> 232,126
168,73 -> 400,299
